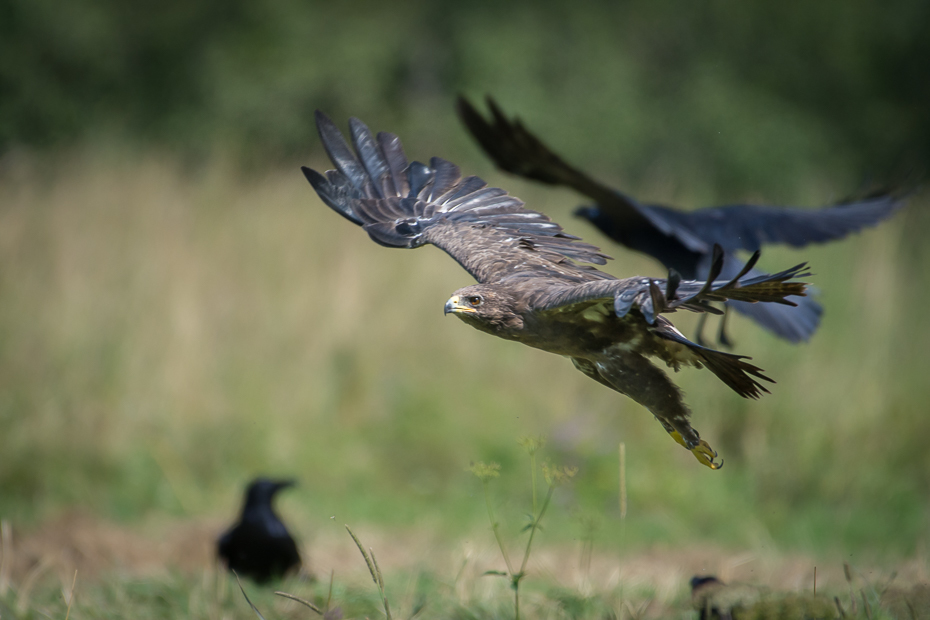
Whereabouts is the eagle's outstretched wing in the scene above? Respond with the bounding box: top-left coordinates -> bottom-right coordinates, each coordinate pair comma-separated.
303,111 -> 612,286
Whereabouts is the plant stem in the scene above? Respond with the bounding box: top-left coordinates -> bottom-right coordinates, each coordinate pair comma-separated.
530,451 -> 538,517
519,484 -> 554,576
483,480 -> 514,575
346,525 -> 393,620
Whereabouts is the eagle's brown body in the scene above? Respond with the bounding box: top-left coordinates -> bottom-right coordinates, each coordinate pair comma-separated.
447,279 -> 763,457
303,111 -> 810,468
452,283 -> 704,449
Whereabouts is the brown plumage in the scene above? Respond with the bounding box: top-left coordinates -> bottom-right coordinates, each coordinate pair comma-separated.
303,111 -> 811,469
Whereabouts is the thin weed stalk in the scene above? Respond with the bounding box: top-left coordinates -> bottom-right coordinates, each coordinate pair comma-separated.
0,520 -> 10,597
15,555 -> 52,616
275,568 -> 337,618
64,569 -> 77,620
518,483 -> 554,579
233,572 -> 268,620
468,438 -> 576,620
485,481 -> 515,576
346,525 -> 393,620
575,513 -> 600,589
618,442 -> 627,520
275,591 -> 324,615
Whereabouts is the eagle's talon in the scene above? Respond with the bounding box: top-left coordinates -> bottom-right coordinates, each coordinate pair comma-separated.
666,431 -> 723,469
667,430 -> 690,449
691,440 -> 723,470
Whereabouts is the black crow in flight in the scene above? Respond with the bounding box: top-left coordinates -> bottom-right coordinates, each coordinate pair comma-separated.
457,96 -> 905,346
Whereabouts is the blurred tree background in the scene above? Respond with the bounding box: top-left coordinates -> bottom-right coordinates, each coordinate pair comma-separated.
2,0 -> 927,188
0,0 -> 928,564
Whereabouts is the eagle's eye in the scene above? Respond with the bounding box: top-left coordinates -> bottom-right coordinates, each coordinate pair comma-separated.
467,296 -> 482,306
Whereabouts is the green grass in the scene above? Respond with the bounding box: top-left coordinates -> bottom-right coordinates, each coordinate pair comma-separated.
0,568 -> 718,620
0,540 -> 914,619
0,146 -> 927,617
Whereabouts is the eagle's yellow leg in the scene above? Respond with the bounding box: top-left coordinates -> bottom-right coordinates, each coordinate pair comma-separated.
668,430 -> 723,470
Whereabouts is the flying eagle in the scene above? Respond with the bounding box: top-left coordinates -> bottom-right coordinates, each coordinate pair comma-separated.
456,96 -> 905,346
302,112 -> 810,469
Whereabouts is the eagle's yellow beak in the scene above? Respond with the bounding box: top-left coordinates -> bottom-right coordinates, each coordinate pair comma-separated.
444,295 -> 477,315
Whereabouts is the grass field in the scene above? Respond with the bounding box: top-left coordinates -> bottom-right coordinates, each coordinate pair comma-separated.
0,145 -> 927,618
0,512 -> 925,618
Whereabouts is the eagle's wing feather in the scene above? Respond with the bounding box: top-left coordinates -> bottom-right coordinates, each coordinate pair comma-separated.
532,246 -> 809,324
305,111 -> 612,285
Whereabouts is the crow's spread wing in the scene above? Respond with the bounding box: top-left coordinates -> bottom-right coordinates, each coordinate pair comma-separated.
456,96 -> 708,253
304,111 -> 613,285
645,192 -> 906,253
457,96 -> 906,259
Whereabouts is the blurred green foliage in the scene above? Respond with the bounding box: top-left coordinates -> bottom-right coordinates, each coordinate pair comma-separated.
1,0 -> 927,193
0,0 -> 928,568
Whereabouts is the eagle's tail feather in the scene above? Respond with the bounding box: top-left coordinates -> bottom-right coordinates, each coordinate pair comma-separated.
696,347 -> 772,399
655,323 -> 773,399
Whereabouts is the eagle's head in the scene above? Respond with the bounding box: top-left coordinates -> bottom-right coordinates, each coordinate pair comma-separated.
444,284 -> 524,334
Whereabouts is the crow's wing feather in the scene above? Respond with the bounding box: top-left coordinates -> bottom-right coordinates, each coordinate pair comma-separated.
456,96 -> 708,253
305,111 -> 613,285
644,192 -> 906,253
458,96 -> 906,259
727,296 -> 823,343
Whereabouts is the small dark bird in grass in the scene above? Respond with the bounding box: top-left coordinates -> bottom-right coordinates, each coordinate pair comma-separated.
218,478 -> 301,583
691,576 -> 729,620
457,96 -> 907,347
690,575 -> 837,619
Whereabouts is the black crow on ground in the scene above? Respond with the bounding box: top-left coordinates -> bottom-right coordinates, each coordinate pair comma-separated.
457,96 -> 907,346
218,478 -> 301,583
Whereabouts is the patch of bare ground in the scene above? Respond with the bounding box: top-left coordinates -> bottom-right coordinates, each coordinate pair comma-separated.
3,512 -> 220,582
